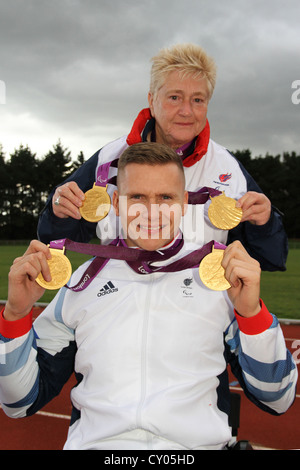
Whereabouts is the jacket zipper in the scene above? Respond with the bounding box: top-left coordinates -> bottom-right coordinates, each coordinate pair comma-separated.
136,275 -> 155,429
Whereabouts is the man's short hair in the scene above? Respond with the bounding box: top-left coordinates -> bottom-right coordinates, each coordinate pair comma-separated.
117,142 -> 185,187
149,43 -> 217,100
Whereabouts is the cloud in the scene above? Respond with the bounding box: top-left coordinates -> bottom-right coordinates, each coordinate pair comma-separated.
0,0 -> 299,160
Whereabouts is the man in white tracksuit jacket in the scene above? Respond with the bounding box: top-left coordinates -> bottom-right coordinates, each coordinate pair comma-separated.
0,143 -> 297,450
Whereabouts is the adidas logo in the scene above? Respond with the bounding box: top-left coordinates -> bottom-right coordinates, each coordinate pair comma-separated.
97,281 -> 118,297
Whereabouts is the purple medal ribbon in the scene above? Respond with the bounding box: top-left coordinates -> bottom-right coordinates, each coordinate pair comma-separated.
49,237 -> 226,292
188,186 -> 221,204
175,140 -> 194,157
95,159 -> 119,188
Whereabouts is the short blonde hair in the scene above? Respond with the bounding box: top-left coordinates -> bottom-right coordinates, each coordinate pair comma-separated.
149,43 -> 217,100
117,142 -> 185,188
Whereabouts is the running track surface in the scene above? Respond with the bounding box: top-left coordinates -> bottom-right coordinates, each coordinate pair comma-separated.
0,305 -> 299,450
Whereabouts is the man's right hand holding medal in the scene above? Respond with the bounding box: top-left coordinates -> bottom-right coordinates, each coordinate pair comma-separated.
3,241 -> 52,322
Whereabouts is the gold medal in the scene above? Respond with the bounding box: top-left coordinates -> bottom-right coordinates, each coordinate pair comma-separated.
199,247 -> 231,291
36,248 -> 72,290
208,192 -> 242,230
80,184 -> 111,223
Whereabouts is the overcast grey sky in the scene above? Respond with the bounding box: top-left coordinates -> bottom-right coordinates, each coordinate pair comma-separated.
0,0 -> 299,161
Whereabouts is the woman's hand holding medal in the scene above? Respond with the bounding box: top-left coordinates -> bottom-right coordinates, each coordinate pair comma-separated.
52,162 -> 114,222
52,182 -> 85,219
236,191 -> 271,226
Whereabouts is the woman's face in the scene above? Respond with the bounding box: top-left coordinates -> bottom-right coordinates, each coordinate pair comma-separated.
148,70 -> 210,150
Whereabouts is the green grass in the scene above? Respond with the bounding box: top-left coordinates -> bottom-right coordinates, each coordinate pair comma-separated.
260,249 -> 300,319
0,244 -> 299,319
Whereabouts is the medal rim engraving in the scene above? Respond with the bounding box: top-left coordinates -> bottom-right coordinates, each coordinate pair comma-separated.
79,184 -> 111,223
199,248 -> 231,291
36,248 -> 72,290
208,193 -> 243,230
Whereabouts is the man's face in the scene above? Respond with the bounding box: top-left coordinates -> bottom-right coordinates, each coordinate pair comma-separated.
148,70 -> 210,150
113,162 -> 188,251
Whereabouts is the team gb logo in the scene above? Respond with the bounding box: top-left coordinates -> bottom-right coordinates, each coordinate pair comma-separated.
219,173 -> 232,183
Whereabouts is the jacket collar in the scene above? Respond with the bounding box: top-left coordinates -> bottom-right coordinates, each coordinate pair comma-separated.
126,108 -> 210,167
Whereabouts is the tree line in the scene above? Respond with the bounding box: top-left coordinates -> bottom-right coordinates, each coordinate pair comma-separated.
0,142 -> 299,239
0,141 -> 85,239
232,149 -> 300,239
